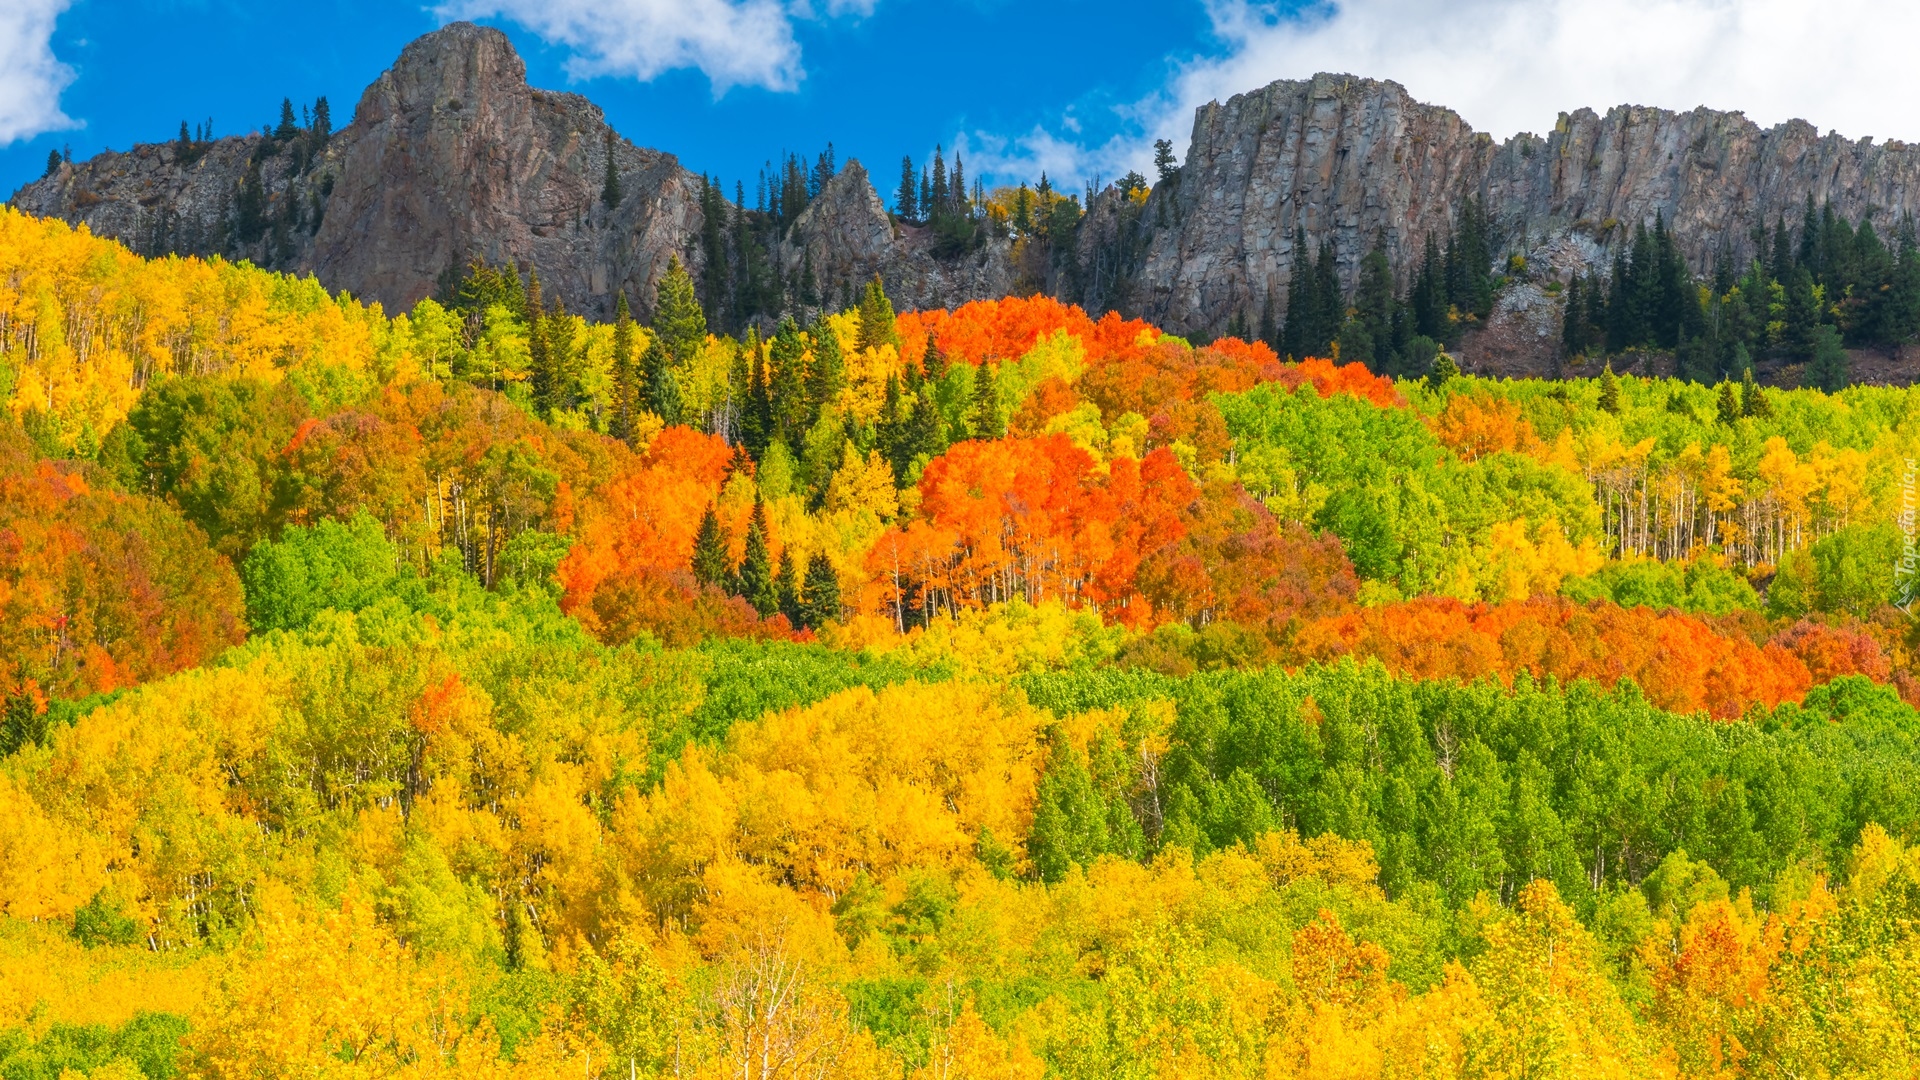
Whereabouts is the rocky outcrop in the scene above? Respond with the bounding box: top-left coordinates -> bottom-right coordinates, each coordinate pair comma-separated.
1114,72 -> 1920,347
783,161 -> 1017,314
11,24 -> 713,317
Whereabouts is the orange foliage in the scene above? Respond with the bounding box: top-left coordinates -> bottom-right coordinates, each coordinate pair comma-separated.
558,426 -> 788,645
898,296 -> 1156,369
1769,619 -> 1893,684
1428,393 -> 1539,461
1268,357 -> 1404,409
0,426 -> 245,701
1292,596 -> 1814,718
864,437 -> 1198,628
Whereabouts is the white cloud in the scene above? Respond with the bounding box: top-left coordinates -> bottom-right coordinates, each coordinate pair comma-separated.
436,0 -> 872,95
1171,0 -> 1920,146
0,0 -> 78,145
984,0 -> 1920,188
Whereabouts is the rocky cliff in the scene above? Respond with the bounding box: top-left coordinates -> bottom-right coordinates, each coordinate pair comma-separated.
16,33 -> 1920,371
1111,72 -> 1920,356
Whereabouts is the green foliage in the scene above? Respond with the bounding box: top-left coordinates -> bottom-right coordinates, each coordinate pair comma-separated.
240,511 -> 402,632
1561,558 -> 1759,615
0,1013 -> 190,1080
651,256 -> 707,368
1022,661 -> 1920,911
72,888 -> 143,948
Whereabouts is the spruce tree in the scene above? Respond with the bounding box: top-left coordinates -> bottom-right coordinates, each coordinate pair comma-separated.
1715,381 -> 1742,426
1805,324 -> 1850,392
275,98 -> 299,140
647,340 -> 682,425
1562,275 -> 1586,358
776,548 -> 803,626
525,272 -> 552,411
969,363 -> 1002,440
804,314 -> 845,427
1598,362 -> 1621,414
1153,139 -> 1178,182
1426,351 -> 1459,390
896,156 -> 918,220
312,97 -> 331,142
737,500 -> 778,615
800,553 -> 842,628
1741,367 -> 1773,418
744,340 -> 773,460
652,255 -> 707,367
45,149 -> 61,178
177,121 -> 193,157
691,504 -> 731,589
602,130 -> 622,209
856,276 -> 898,352
611,293 -> 637,441
768,317 -> 809,449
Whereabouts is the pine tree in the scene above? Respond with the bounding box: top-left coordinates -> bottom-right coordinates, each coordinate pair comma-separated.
800,553 -> 842,628
768,317 -> 808,449
744,339 -> 773,460
602,130 -> 623,209
1741,367 -> 1772,418
776,548 -> 803,626
44,149 -> 61,178
737,499 -> 778,614
1598,362 -> 1621,414
856,276 -> 898,352
275,98 -> 300,140
1805,324 -> 1850,392
969,362 -> 1002,440
1153,139 -> 1178,182
896,156 -> 918,220
804,314 -> 845,428
691,504 -> 732,589
177,121 -> 193,158
922,333 -> 948,381
525,272 -> 552,410
312,97 -> 331,142
611,292 -> 637,441
1426,350 -> 1459,390
1562,275 -> 1586,357
1715,381 -> 1741,425
1411,233 -> 1446,341
652,255 -> 707,366
646,338 -> 681,426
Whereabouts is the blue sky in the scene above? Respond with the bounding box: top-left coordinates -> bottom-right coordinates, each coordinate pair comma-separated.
7,0 -> 1920,206
0,0 -> 1222,201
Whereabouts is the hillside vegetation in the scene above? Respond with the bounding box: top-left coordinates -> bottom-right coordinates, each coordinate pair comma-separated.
4,208 -> 1920,1078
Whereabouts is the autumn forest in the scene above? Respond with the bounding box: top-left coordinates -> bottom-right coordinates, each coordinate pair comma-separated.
6,203 -> 1920,1079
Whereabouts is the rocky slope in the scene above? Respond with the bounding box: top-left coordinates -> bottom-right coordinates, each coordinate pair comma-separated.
1110,72 -> 1920,356
15,32 -> 1920,372
7,23 -> 983,321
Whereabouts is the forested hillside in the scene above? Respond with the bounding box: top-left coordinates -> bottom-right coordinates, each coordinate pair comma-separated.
5,207 -> 1920,1078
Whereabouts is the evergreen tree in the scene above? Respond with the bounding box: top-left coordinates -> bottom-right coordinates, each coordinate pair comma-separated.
610,293 -> 638,442
1715,381 -> 1742,426
908,385 -> 944,463
312,97 -> 331,142
1344,246 -> 1396,372
691,504 -> 731,589
800,553 -> 842,628
177,121 -> 193,157
602,130 -> 622,209
776,548 -> 803,627
1426,350 -> 1459,390
1561,275 -> 1586,357
646,339 -> 682,425
1805,324 -> 1850,392
525,272 -> 552,410
652,255 -> 708,366
1411,233 -> 1447,341
1153,139 -> 1178,182
922,333 -> 948,382
275,98 -> 299,140
44,149 -> 61,178
895,156 -> 918,220
737,499 -> 777,615
805,314 -> 845,427
1783,267 -> 1820,361
856,276 -> 898,352
1741,367 -> 1772,418
969,362 -> 1002,440
768,317 -> 809,450
1598,362 -> 1621,414
743,338 -> 772,459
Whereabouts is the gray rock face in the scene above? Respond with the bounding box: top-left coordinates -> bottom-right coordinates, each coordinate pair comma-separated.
1120,72 -> 1920,347
10,23 -> 715,318
783,160 -> 1017,315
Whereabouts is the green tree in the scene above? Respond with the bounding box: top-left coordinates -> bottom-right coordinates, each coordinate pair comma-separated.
1153,138 -> 1178,182
736,499 -> 778,615
652,255 -> 707,367
856,276 -> 898,353
1741,367 -> 1772,418
895,155 -> 918,220
968,362 -> 1002,440
1027,734 -> 1113,882
1598,363 -> 1620,414
1805,323 -> 1850,392
240,512 -> 400,632
799,553 -> 841,628
45,149 -> 61,177
1715,381 -> 1741,426
601,129 -> 622,209
275,97 -> 299,140
691,503 -> 731,589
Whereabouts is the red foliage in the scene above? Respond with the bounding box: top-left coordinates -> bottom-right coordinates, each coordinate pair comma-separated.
0,427 -> 245,701
897,296 -> 1156,368
1769,619 -> 1893,685
1290,595 -> 1815,719
1138,480 -> 1359,632
1268,357 -> 1404,409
